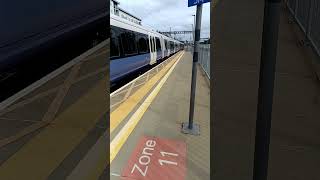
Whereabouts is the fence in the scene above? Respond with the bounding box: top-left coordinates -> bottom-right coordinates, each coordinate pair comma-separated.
198,44 -> 210,79
184,44 -> 210,79
287,0 -> 320,57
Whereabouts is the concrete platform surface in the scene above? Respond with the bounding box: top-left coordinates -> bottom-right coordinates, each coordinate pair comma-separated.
0,40 -> 109,180
212,1 -> 320,179
110,51 -> 210,180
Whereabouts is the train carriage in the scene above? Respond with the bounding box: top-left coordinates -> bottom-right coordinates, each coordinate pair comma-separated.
110,14 -> 183,83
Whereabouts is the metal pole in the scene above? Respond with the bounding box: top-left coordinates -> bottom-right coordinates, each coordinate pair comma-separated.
191,24 -> 194,42
253,0 -> 281,180
191,24 -> 194,52
181,4 -> 202,135
192,15 -> 196,43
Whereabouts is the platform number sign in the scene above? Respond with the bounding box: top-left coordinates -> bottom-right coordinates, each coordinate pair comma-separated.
121,136 -> 187,180
188,0 -> 211,7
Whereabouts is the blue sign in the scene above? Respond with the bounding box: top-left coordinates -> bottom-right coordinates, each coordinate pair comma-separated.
188,0 -> 211,7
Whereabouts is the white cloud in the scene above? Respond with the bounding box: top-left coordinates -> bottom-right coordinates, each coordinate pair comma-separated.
116,0 -> 210,41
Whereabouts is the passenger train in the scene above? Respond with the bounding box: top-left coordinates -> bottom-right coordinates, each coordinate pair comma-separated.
110,13 -> 184,83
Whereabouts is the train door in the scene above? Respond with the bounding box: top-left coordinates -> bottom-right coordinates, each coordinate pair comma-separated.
153,36 -> 158,63
166,39 -> 170,57
167,40 -> 170,56
160,37 -> 164,58
148,34 -> 156,65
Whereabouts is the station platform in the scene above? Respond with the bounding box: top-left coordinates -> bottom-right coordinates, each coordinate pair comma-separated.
0,40 -> 108,180
110,51 -> 210,180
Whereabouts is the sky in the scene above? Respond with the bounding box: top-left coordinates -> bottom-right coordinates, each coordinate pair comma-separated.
115,0 -> 210,42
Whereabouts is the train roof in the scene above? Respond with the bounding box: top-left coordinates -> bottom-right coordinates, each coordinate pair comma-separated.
111,14 -> 182,44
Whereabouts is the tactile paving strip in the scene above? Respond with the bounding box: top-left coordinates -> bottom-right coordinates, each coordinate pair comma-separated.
110,53 -> 179,112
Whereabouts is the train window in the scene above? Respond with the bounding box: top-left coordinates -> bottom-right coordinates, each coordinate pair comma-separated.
164,40 -> 167,49
155,38 -> 161,51
111,29 -> 120,58
121,30 -> 138,56
138,35 -> 148,53
170,42 -> 174,50
145,35 -> 149,50
151,37 -> 155,52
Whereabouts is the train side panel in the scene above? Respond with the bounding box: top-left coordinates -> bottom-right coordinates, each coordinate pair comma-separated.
0,0 -> 107,71
110,53 -> 150,82
0,0 -> 106,48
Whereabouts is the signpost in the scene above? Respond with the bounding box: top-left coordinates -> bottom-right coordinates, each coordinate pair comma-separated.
182,0 -> 210,135
188,0 -> 211,7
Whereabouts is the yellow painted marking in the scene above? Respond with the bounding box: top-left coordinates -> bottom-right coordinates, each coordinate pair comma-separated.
110,52 -> 185,163
110,52 -> 183,134
0,79 -> 108,180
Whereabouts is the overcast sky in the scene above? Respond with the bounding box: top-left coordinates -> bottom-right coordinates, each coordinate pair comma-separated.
115,0 -> 210,41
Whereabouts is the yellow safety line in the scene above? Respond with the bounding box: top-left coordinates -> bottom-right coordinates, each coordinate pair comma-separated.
110,52 -> 185,163
0,79 -> 108,180
110,52 -> 183,134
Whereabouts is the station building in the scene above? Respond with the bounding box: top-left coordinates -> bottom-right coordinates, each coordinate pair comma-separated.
110,0 -> 142,25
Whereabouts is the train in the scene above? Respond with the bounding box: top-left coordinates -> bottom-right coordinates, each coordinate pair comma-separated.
110,13 -> 184,84
0,0 -> 108,79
